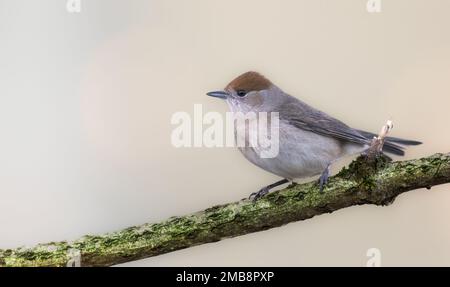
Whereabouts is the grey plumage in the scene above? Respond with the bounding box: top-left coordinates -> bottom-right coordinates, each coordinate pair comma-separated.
207,71 -> 422,199
278,94 -> 421,157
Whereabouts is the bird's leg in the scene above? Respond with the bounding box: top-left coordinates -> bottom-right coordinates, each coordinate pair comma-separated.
249,178 -> 289,201
318,164 -> 331,193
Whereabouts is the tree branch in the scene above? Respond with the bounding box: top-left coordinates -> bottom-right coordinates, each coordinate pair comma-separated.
1,153 -> 449,267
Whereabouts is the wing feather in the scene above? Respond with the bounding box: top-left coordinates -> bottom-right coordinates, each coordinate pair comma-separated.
278,99 -> 369,146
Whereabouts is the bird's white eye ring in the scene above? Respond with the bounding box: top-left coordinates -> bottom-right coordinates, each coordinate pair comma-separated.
236,90 -> 247,97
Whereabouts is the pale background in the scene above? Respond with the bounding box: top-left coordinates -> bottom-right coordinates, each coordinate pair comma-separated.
0,0 -> 449,266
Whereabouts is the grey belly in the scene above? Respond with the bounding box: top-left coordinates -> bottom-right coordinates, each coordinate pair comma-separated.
238,123 -> 365,180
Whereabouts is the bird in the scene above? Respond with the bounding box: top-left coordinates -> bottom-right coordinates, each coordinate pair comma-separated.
207,71 -> 422,200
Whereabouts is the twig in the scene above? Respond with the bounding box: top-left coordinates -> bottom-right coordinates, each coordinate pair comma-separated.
367,120 -> 394,158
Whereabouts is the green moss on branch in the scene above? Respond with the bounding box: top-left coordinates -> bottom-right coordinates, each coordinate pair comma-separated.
1,153 -> 449,267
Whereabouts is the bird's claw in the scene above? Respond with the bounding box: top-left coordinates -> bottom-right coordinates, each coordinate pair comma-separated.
249,187 -> 270,202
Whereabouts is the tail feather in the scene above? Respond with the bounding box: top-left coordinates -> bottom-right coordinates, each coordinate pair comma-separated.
382,142 -> 406,156
356,129 -> 422,156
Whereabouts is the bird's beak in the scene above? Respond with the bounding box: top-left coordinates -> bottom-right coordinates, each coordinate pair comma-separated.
206,90 -> 229,99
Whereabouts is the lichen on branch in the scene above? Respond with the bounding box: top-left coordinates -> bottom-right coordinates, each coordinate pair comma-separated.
1,153 -> 449,267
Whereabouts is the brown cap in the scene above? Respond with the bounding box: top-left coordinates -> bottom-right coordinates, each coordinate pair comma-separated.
225,71 -> 272,92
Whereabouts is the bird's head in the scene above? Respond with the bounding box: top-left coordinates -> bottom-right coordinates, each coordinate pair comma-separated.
207,71 -> 283,113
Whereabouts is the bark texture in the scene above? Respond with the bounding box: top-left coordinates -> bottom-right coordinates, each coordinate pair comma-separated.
1,153 -> 449,267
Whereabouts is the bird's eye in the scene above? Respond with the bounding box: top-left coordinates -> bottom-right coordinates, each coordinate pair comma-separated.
236,90 -> 247,97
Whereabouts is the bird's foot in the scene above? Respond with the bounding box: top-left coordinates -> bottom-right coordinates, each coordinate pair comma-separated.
249,179 -> 289,202
249,187 -> 270,202
318,166 -> 330,193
